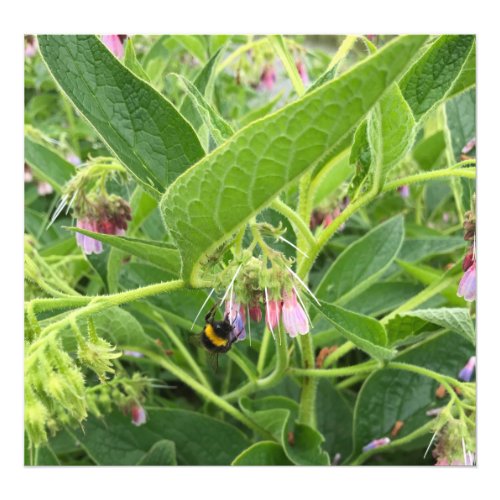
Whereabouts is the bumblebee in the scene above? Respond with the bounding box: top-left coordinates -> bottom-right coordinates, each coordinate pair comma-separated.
200,303 -> 243,354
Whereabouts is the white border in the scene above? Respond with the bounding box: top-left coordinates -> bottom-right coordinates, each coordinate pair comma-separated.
3,0 -> 499,498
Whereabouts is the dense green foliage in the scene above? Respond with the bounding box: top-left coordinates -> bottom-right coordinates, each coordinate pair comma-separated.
24,34 -> 476,466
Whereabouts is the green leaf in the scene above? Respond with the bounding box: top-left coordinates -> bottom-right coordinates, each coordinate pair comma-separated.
161,36 -> 428,284
38,35 -> 204,197
306,64 -> 338,94
123,37 -> 151,82
172,73 -> 234,146
447,42 -> 476,99
69,409 -> 249,465
387,308 -> 475,346
412,131 -> 446,170
237,91 -> 284,127
179,48 -> 225,138
269,35 -> 305,96
232,442 -> 293,465
313,149 -> 351,205
400,35 -> 475,122
315,215 -> 404,304
446,88 -> 475,162
343,282 -> 428,317
136,439 -> 177,465
24,134 -> 76,192
368,84 -> 416,181
68,227 -> 181,275
351,332 -> 474,458
239,396 -> 329,465
316,380 -> 353,460
397,260 -> 466,306
312,301 -> 396,361
398,237 -> 466,263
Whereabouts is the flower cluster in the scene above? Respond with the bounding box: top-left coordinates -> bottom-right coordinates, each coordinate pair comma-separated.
258,64 -> 277,91
72,194 -> 131,255
457,208 -> 476,302
310,196 -> 350,231
215,254 -> 315,341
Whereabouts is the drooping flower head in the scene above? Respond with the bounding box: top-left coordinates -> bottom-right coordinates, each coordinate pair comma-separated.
296,59 -> 309,85
102,35 -> 126,59
281,289 -> 309,337
259,64 -> 277,91
265,296 -> 282,332
225,294 -> 246,342
74,195 -> 132,255
457,263 -> 476,302
458,356 -> 476,382
130,404 -> 147,426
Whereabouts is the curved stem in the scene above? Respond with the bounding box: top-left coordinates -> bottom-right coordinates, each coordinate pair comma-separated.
257,328 -> 272,375
323,341 -> 355,368
270,198 -> 316,249
223,327 -> 288,402
297,334 -> 317,426
27,279 -> 185,356
298,166 -> 476,277
291,360 -> 378,378
386,362 -> 464,391
143,350 -> 275,440
349,419 -> 436,465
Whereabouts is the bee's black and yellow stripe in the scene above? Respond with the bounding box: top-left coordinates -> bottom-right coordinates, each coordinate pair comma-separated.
203,323 -> 229,348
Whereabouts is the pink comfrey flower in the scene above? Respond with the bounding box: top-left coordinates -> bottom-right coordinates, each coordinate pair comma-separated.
458,356 -> 476,382
265,297 -> 282,332
281,289 -> 309,337
457,262 -> 476,302
249,303 -> 262,323
296,59 -> 309,85
130,404 -> 147,426
102,35 -> 125,59
37,181 -> 54,196
259,65 -> 277,91
76,218 -> 104,255
25,35 -> 37,58
24,164 -> 33,183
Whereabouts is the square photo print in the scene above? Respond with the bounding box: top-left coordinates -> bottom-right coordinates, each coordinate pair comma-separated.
24,34 -> 476,466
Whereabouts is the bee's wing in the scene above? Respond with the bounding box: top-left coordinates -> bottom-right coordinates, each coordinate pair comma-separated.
187,332 -> 202,348
206,352 -> 220,373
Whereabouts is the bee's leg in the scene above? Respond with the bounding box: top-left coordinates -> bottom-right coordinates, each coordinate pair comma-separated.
205,302 -> 219,323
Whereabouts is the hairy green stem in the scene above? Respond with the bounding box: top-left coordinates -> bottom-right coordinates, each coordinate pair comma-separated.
270,198 -> 316,249
349,419 -> 436,465
298,166 -> 476,277
27,279 -> 185,356
386,362 -> 464,391
296,333 -> 317,426
291,360 -> 378,378
257,328 -> 272,375
323,341 -> 355,368
223,327 -> 288,402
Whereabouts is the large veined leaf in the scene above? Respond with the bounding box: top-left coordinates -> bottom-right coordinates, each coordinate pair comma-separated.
312,301 -> 396,361
68,409 -> 249,465
232,442 -> 293,465
68,227 -> 181,275
160,36 -> 428,284
400,35 -> 475,122
239,396 -> 330,465
386,307 -> 475,346
315,215 -> 404,304
38,35 -> 204,198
